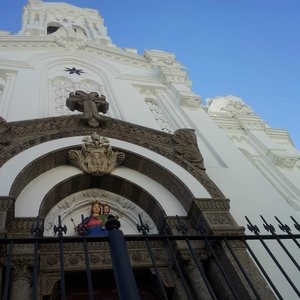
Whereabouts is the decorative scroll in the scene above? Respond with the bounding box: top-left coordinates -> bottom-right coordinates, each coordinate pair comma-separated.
68,133 -> 125,175
0,117 -> 11,149
172,129 -> 205,170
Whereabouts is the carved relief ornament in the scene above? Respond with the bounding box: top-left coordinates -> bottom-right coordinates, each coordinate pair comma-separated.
68,133 -> 125,175
0,117 -> 11,149
172,129 -> 205,170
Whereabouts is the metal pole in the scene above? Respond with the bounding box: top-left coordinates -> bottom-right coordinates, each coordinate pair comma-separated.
165,238 -> 195,300
261,216 -> 300,271
106,217 -> 140,300
54,215 -> 67,300
137,214 -> 168,300
242,238 -> 283,300
175,216 -> 217,300
80,215 -> 94,300
31,216 -> 44,300
223,237 -> 261,300
2,241 -> 13,300
246,216 -> 300,298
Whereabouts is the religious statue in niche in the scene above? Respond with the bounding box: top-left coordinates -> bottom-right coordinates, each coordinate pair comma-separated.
77,201 -> 119,236
68,133 -> 125,175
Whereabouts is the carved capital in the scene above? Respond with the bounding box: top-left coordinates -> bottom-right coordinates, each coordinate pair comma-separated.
191,199 -> 244,235
11,258 -> 32,281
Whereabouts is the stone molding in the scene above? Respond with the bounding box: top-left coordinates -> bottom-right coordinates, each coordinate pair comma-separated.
144,50 -> 191,86
194,198 -> 230,211
39,241 -> 169,271
0,37 -> 150,69
267,149 -> 300,170
190,199 -> 245,236
176,91 -> 202,110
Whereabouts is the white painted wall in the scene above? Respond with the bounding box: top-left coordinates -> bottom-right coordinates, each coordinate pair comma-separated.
1,2 -> 300,298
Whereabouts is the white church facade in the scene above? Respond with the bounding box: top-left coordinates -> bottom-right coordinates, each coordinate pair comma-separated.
0,1 -> 299,299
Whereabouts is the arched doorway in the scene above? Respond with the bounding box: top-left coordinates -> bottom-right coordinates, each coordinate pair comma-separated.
51,270 -> 167,300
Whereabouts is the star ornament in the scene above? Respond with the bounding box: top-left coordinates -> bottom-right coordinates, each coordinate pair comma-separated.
65,67 -> 85,75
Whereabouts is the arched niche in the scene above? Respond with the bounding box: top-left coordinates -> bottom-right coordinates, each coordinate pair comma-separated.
43,188 -> 158,236
39,173 -> 165,231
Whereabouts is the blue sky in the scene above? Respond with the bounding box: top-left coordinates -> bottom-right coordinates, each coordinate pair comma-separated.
0,0 -> 299,149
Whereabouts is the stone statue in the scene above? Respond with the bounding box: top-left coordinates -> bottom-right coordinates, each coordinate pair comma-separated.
77,201 -> 119,236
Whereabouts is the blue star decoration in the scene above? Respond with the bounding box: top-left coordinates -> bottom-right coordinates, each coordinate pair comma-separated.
65,67 -> 85,75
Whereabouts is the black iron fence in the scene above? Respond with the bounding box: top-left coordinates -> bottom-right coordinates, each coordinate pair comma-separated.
0,215 -> 299,300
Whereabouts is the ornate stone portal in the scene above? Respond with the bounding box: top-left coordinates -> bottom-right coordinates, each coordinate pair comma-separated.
68,133 -> 125,175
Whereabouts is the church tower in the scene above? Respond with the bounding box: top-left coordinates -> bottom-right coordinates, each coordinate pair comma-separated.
0,1 -> 299,299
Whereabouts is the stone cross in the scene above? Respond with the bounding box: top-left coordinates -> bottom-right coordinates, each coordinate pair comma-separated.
66,90 -> 109,127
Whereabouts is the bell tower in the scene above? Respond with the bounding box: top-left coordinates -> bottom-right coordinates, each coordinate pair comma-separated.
21,0 -> 114,46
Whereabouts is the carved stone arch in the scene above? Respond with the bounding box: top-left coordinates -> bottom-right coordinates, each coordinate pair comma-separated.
1,117 -> 223,198
39,173 -> 165,231
10,145 -> 195,216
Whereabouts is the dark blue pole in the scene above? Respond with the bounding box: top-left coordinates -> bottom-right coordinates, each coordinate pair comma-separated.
106,218 -> 140,300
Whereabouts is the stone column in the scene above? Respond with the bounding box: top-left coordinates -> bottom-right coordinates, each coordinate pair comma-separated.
185,263 -> 214,300
164,216 -> 214,299
191,198 -> 276,300
10,259 -> 32,300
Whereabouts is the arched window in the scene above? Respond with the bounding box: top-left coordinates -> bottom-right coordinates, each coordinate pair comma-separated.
52,76 -> 103,116
47,22 -> 62,35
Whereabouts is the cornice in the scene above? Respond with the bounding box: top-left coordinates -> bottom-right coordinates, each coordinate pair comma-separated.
0,59 -> 33,70
0,35 -> 151,69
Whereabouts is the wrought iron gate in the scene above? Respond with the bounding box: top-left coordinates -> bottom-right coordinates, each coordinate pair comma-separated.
1,215 -> 299,300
